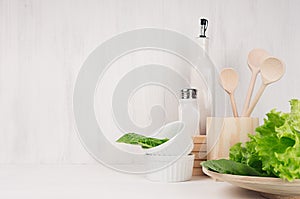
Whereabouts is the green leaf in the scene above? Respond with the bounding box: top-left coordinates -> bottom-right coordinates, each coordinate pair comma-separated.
228,99 -> 300,181
229,139 -> 264,174
201,159 -> 265,176
116,133 -> 169,149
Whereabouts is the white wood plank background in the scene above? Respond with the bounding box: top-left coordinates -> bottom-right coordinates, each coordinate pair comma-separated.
0,0 -> 299,164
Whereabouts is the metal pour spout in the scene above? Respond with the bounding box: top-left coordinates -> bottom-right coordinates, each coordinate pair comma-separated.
199,18 -> 208,38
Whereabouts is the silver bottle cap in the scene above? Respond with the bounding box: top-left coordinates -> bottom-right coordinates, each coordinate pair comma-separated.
181,88 -> 197,99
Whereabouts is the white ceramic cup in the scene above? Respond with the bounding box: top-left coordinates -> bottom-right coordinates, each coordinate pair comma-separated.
145,154 -> 195,182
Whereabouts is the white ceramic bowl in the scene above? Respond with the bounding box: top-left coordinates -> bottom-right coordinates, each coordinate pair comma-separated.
145,154 -> 195,182
144,121 -> 193,156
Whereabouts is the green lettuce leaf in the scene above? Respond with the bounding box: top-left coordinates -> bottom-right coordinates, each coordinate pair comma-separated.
201,159 -> 265,176
116,133 -> 169,149
229,99 -> 300,181
229,141 -> 264,174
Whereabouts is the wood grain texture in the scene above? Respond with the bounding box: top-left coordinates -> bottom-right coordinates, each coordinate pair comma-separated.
192,135 -> 206,144
0,0 -> 300,164
192,143 -> 207,152
207,117 -> 259,160
192,167 -> 204,176
193,160 -> 205,168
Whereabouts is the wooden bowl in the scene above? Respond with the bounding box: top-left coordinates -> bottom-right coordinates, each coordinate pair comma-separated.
202,167 -> 300,199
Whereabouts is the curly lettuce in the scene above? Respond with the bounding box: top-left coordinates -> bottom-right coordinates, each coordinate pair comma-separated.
230,99 -> 300,181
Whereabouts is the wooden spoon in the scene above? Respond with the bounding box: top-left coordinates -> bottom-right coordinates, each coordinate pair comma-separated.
220,68 -> 239,117
242,49 -> 269,116
245,57 -> 285,116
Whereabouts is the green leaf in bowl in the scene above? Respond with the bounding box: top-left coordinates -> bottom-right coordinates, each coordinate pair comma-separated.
116,133 -> 169,149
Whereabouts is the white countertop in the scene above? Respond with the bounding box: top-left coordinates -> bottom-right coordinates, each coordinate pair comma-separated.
0,165 -> 263,199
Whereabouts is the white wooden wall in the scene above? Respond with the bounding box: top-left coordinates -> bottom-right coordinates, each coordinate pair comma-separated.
1,0 -> 299,164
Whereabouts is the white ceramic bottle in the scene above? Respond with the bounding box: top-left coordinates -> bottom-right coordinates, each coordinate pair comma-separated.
178,88 -> 200,137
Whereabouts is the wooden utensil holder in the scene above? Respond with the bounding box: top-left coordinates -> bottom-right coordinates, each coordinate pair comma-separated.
206,117 -> 259,160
